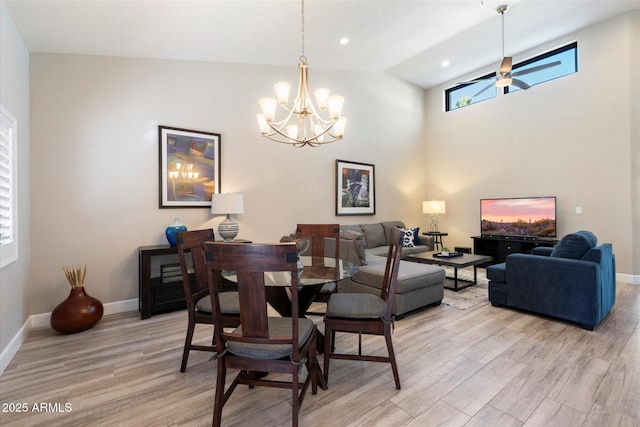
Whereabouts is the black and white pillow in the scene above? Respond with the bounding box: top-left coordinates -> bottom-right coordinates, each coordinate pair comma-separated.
398,227 -> 419,248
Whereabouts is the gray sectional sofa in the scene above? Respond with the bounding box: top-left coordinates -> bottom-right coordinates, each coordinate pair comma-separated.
335,221 -> 445,317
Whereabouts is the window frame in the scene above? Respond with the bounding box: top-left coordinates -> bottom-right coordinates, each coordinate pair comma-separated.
445,70 -> 497,112
505,41 -> 578,94
1,104 -> 18,268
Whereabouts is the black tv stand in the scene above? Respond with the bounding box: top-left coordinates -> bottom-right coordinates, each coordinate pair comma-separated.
472,235 -> 558,264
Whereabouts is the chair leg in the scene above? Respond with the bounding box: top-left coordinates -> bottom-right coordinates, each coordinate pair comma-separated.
180,317 -> 196,372
309,334 -> 318,395
212,357 -> 226,427
292,364 -> 299,427
323,322 -> 333,386
384,324 -> 401,390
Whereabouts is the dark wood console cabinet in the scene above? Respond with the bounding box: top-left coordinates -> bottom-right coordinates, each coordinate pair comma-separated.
138,240 -> 251,319
138,245 -> 189,320
472,236 -> 558,265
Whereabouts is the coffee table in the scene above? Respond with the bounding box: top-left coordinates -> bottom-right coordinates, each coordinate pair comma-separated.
406,251 -> 493,291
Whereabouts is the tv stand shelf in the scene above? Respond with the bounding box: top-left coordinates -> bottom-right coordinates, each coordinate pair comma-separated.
472,236 -> 558,264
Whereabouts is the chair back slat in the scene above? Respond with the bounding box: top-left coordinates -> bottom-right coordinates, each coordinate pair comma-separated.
176,229 -> 215,310
296,224 -> 340,259
381,228 -> 403,320
236,271 -> 269,338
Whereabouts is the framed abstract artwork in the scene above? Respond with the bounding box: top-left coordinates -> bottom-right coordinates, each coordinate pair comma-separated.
159,126 -> 221,208
336,159 -> 375,216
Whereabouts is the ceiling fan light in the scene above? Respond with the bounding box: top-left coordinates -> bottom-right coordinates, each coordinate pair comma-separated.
495,77 -> 512,88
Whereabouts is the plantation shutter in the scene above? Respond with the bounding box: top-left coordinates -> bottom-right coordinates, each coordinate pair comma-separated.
0,104 -> 17,266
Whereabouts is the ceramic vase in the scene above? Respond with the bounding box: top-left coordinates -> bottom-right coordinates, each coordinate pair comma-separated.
165,217 -> 187,247
50,287 -> 104,334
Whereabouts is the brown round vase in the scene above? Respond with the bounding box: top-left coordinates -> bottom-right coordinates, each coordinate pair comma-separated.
50,287 -> 104,334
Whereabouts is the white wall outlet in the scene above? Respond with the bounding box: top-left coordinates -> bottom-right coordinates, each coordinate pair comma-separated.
576,207 -> 583,215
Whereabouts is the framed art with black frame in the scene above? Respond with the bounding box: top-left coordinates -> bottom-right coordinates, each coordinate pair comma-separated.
336,159 -> 375,216
159,126 -> 221,208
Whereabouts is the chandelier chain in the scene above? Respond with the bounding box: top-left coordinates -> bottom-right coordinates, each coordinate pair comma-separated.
301,0 -> 306,62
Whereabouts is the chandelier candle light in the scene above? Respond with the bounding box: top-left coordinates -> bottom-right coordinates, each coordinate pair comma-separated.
256,0 -> 347,147
211,193 -> 244,242
423,200 -> 446,232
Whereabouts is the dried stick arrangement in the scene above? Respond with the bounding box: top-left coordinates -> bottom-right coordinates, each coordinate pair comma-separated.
62,265 -> 87,289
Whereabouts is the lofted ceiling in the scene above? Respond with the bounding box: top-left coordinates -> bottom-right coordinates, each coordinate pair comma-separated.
5,0 -> 640,89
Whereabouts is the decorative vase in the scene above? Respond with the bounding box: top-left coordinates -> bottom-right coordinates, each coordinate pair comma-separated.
50,287 -> 104,334
165,217 -> 187,247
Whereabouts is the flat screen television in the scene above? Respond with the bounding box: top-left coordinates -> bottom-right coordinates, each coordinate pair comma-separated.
480,196 -> 557,238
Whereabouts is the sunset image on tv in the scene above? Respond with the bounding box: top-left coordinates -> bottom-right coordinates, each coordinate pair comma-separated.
481,197 -> 556,237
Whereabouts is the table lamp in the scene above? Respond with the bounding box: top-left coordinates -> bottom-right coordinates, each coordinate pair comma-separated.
211,193 -> 244,241
423,200 -> 446,232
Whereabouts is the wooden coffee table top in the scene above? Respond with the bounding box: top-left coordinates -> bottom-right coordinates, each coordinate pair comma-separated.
407,251 -> 493,268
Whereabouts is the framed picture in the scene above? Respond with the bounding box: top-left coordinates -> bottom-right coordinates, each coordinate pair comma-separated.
159,126 -> 221,208
336,159 -> 375,216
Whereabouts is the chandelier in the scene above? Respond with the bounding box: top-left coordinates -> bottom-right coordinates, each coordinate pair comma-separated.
256,0 -> 347,147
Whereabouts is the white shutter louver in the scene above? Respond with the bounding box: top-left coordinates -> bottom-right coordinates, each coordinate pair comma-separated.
0,104 -> 18,267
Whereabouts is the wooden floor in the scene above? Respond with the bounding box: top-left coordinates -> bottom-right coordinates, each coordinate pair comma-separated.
1,282 -> 638,427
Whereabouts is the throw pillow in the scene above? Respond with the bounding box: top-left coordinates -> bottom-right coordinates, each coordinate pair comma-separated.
397,225 -> 420,246
550,230 -> 597,259
398,227 -> 417,248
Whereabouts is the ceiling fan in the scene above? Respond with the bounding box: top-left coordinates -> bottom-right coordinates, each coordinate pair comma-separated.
461,5 -> 561,97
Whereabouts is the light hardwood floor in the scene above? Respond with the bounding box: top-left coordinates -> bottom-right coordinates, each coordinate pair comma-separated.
1,282 -> 638,427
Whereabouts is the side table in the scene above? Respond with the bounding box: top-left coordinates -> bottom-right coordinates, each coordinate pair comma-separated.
423,231 -> 448,251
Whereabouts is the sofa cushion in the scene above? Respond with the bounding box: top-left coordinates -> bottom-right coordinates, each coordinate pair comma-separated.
360,223 -> 387,248
351,257 -> 445,294
380,221 -> 405,244
341,224 -> 362,234
550,231 -> 597,260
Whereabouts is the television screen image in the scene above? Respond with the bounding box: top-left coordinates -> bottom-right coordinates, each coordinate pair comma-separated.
481,197 -> 557,238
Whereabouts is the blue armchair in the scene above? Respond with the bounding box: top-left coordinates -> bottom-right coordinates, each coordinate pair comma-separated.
487,231 -> 615,330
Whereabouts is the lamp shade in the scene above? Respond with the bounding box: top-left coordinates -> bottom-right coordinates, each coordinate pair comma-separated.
423,200 -> 446,214
211,193 -> 244,215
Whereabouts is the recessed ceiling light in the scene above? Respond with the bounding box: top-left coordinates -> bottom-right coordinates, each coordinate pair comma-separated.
338,37 -> 349,45
441,60 -> 450,67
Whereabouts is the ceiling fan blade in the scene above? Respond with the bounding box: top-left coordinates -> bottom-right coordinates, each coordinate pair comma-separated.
500,56 -> 513,74
511,79 -> 531,90
512,60 -> 562,77
473,83 -> 495,98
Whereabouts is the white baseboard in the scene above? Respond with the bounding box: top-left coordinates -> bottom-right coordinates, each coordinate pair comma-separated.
1,298 -> 139,375
617,273 -> 640,285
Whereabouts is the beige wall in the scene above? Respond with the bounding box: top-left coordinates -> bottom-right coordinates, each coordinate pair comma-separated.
424,12 -> 638,278
28,54 -> 429,314
0,0 -> 31,366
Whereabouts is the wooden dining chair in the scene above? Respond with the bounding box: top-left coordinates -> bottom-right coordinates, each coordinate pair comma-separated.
295,224 -> 340,313
175,230 -> 240,373
205,242 -> 318,427
323,228 -> 403,389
